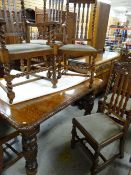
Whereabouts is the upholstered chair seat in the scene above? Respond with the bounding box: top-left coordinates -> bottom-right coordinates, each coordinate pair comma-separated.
30,39 -> 63,45
59,44 -> 97,53
22,40 -> 63,45
6,43 -> 53,54
74,113 -> 123,144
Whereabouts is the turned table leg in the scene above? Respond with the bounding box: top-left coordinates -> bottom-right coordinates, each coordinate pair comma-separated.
21,126 -> 40,175
71,91 -> 95,115
83,92 -> 95,115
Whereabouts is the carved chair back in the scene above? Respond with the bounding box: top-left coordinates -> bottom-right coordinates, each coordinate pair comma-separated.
0,0 -> 29,43
35,0 -> 65,42
65,0 -> 97,44
45,0 -> 64,23
102,62 -> 131,125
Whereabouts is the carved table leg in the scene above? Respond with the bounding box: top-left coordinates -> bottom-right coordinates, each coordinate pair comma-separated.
72,91 -> 95,115
83,92 -> 95,115
21,126 -> 40,175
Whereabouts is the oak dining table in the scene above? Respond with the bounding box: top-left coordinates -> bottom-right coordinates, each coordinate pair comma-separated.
0,78 -> 103,175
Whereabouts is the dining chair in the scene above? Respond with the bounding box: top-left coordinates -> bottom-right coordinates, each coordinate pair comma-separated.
58,0 -> 97,88
71,62 -> 131,175
0,118 -> 22,174
0,0 -> 58,104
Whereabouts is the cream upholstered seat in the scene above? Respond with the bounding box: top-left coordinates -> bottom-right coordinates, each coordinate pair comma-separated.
74,113 -> 123,144
6,43 -> 52,54
30,39 -> 63,45
59,44 -> 97,52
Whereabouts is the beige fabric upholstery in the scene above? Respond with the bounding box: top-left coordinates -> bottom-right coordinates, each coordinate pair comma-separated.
30,39 -> 63,45
59,44 -> 97,52
6,43 -> 52,54
104,94 -> 131,111
75,113 -> 123,143
22,40 -> 63,45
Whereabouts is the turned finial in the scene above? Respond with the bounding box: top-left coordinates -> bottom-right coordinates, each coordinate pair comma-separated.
43,0 -> 47,22
91,0 -> 97,46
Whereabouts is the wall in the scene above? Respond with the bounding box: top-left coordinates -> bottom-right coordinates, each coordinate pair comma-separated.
24,0 -> 43,9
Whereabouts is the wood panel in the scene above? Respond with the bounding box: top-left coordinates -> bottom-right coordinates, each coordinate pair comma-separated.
88,2 -> 110,51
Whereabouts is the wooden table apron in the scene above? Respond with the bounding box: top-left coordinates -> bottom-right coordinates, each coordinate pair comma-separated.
0,78 -> 103,175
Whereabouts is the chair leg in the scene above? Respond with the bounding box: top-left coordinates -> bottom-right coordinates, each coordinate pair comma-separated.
0,145 -> 3,174
91,149 -> 100,175
71,120 -> 77,149
4,63 -> 15,104
26,59 -> 31,79
51,56 -> 57,88
129,158 -> 131,175
128,168 -> 131,175
57,55 -> 62,79
119,137 -> 125,159
47,56 -> 52,79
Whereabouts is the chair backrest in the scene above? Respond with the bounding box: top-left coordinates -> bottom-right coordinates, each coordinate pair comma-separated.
35,0 -> 64,24
46,0 -> 64,23
35,0 -> 65,42
0,0 -> 29,43
103,62 -> 131,124
66,0 -> 97,44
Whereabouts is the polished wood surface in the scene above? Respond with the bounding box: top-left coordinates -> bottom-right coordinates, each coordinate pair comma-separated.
0,78 -> 103,131
70,51 -> 120,65
69,51 -> 120,87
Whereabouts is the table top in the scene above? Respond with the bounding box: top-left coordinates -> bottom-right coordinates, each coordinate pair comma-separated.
70,51 -> 120,66
0,78 -> 103,131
